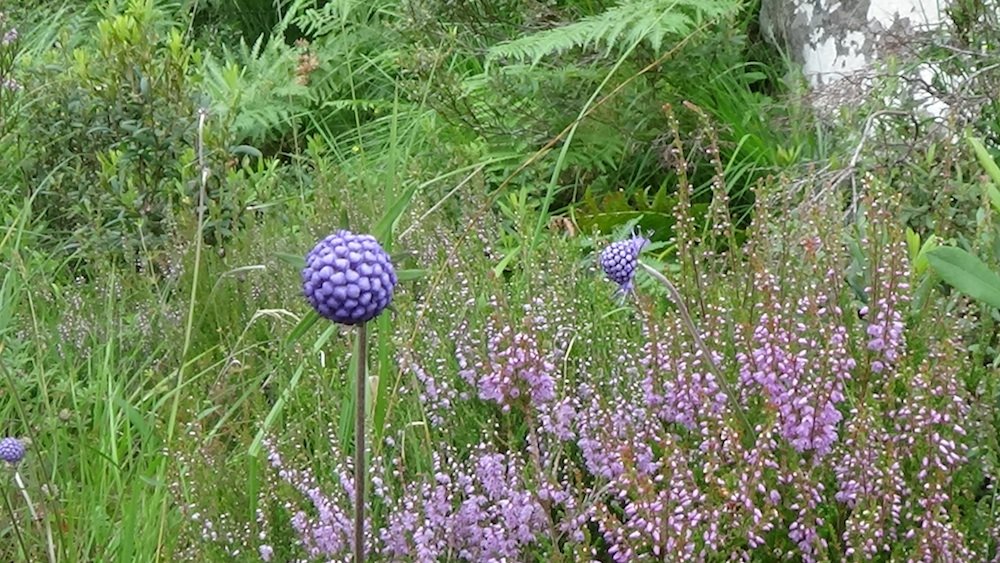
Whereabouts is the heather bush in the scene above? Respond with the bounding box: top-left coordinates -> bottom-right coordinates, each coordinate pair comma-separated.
177,179 -> 995,561
3,1 -> 1000,561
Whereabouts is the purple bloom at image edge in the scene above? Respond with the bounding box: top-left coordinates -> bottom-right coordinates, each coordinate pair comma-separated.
0,437 -> 25,464
302,229 -> 398,325
600,233 -> 650,293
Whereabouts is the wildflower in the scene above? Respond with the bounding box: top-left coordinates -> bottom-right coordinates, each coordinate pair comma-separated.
0,437 -> 25,464
600,233 -> 649,294
301,230 -> 397,325
476,326 -> 556,411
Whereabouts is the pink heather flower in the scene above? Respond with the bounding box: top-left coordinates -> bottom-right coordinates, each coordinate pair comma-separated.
473,325 -> 556,412
865,246 -> 909,374
737,281 -> 854,458
641,318 -> 727,429
264,438 -> 368,559
399,350 -> 458,427
835,410 -> 908,559
380,445 -> 546,562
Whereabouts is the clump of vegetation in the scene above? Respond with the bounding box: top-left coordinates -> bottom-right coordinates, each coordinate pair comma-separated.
1,0 -> 999,561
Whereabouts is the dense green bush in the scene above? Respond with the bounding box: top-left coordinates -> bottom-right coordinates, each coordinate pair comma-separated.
18,1 -> 201,258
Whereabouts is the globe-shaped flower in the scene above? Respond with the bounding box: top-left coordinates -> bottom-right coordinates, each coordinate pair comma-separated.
302,230 -> 397,325
600,233 -> 650,294
0,437 -> 24,464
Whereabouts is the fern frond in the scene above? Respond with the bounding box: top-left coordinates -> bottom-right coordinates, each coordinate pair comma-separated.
487,0 -> 739,66
200,37 -> 310,142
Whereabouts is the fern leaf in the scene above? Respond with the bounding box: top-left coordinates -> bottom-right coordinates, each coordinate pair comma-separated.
488,0 -> 738,66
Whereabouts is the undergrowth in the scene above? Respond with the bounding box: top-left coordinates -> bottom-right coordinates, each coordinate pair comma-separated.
1,0 -> 999,561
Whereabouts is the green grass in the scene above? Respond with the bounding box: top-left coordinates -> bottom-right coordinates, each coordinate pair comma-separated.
2,0 -> 1000,560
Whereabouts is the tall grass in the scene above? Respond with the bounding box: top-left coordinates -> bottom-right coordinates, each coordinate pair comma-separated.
1,0 -> 999,561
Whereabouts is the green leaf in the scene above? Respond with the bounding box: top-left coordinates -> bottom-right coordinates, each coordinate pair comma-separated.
914,234 -> 938,276
249,362 -> 305,457
906,228 -> 920,264
373,183 -> 419,242
396,268 -> 427,281
966,135 -> 1000,213
276,252 -> 306,270
927,246 -> 1000,309
284,310 -> 320,348
230,144 -> 263,159
968,136 -> 1000,184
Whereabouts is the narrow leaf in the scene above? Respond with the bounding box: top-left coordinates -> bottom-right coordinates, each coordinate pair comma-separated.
968,136 -> 1000,185
284,309 -> 320,348
967,136 -> 1000,213
374,183 -> 419,242
276,252 -> 306,270
230,144 -> 263,159
249,362 -> 305,456
396,268 -> 427,281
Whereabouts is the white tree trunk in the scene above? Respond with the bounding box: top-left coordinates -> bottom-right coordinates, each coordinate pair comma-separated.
760,0 -> 952,114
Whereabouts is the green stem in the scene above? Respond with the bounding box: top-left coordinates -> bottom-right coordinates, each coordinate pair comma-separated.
639,262 -> 755,440
157,107 -> 209,560
354,322 -> 368,563
14,470 -> 55,563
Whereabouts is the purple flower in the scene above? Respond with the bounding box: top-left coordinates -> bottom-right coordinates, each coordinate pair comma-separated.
864,246 -> 909,374
380,445 -> 546,561
302,230 -> 397,325
475,326 -> 556,411
600,233 -> 649,294
737,284 -> 853,458
0,437 -> 24,464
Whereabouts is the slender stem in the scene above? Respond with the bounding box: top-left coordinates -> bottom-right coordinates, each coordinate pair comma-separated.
14,471 -> 55,563
3,473 -> 28,561
354,322 -> 368,563
157,108 -> 209,560
639,262 -> 756,440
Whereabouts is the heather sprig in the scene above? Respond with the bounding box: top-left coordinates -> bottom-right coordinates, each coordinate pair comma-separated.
737,279 -> 854,457
0,10 -> 20,137
379,443 -> 548,561
261,436 -> 374,560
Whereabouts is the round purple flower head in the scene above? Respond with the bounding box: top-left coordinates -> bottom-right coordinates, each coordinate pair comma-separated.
600,233 -> 650,294
0,437 -> 24,464
302,230 -> 397,325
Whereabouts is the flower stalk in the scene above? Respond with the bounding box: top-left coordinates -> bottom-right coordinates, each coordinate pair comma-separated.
354,322 -> 368,563
638,261 -> 755,439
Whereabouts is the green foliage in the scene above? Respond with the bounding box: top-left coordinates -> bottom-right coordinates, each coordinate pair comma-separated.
4,0 -> 1000,559
200,33 -> 311,143
928,246 -> 1000,309
198,0 -> 404,152
487,0 -> 739,65
968,135 -> 1000,213
18,0 -> 201,257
